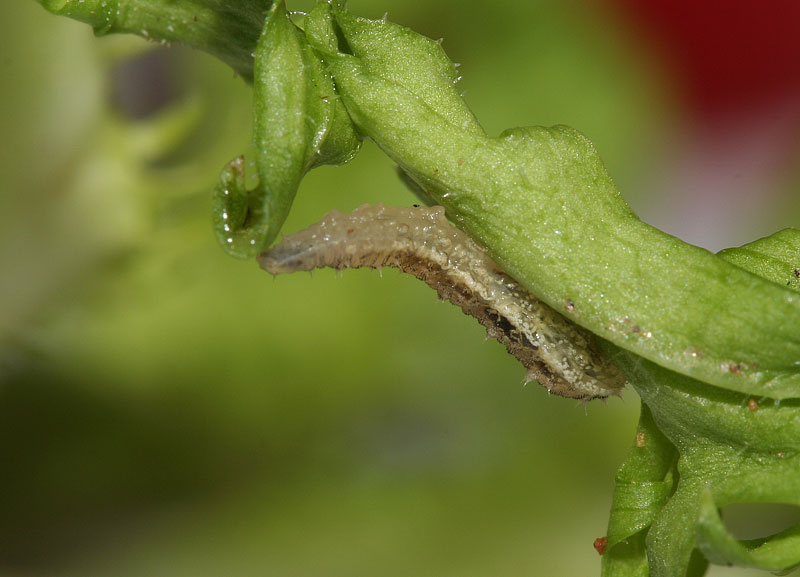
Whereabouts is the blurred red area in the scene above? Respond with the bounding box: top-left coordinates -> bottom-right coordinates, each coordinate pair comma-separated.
606,1 -> 800,249
611,0 -> 800,121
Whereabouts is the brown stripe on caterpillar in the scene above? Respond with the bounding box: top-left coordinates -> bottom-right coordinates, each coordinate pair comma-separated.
258,203 -> 626,400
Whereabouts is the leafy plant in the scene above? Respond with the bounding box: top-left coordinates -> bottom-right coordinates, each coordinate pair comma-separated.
33,0 -> 800,575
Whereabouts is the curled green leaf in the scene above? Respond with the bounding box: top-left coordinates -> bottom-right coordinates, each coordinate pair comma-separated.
602,405 -> 678,576
325,2 -> 484,136
314,8 -> 800,398
612,348 -> 800,576
604,230 -> 800,574
213,1 -> 360,258
697,491 -> 800,573
34,0 -> 267,81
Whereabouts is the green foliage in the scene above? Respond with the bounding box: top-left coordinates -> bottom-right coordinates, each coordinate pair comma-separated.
602,404 -> 679,576
212,2 -> 359,257
30,0 -> 800,575
312,6 -> 800,401
603,232 -> 800,575
34,0 -> 267,80
718,229 -> 800,291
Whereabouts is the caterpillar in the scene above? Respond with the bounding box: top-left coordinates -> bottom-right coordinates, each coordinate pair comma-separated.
259,204 -> 626,400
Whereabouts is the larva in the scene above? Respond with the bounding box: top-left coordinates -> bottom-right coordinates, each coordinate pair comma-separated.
258,204 -> 626,400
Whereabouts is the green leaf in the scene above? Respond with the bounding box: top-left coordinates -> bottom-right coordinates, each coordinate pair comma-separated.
612,348 -> 800,576
34,0 -> 267,81
314,7 -> 800,398
697,490 -> 800,572
327,2 -> 484,136
603,405 -> 678,574
213,1 -> 360,259
608,223 -> 800,572
718,228 -> 800,292
602,404 -> 678,576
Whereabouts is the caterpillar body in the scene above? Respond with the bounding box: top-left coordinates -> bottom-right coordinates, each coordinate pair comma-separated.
259,204 -> 625,400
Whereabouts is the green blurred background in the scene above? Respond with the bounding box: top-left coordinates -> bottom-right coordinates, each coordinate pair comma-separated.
2,1 -> 798,575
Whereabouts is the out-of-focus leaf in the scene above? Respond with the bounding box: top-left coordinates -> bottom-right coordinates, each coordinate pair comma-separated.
34,0 -> 267,80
